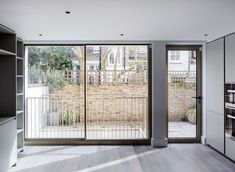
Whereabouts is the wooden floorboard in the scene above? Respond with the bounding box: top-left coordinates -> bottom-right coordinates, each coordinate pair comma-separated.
9,144 -> 235,172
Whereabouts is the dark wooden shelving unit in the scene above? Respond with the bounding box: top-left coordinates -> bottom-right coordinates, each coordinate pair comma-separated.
16,38 -> 24,153
0,24 -> 17,171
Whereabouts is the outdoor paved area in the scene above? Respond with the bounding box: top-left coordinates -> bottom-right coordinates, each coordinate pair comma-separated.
168,122 -> 196,138
26,122 -> 147,139
27,122 -> 195,139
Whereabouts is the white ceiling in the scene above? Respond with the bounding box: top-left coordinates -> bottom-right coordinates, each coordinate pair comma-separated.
0,0 -> 235,42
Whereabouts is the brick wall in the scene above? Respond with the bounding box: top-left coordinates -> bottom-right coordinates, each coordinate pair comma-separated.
168,85 -> 195,121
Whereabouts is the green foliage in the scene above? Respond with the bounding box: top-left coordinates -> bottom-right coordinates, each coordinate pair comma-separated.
170,80 -> 196,89
28,65 -> 45,84
44,69 -> 66,91
62,109 -> 76,125
28,46 -> 73,70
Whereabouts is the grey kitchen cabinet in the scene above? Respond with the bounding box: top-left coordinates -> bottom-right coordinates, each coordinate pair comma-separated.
0,118 -> 17,172
207,110 -> 224,153
225,33 -> 235,83
225,138 -> 235,161
206,38 -> 224,114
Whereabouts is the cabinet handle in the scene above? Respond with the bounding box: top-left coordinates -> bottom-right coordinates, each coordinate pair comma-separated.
191,96 -> 202,99
228,115 -> 235,120
226,106 -> 235,110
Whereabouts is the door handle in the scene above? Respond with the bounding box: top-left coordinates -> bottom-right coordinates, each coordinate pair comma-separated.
192,96 -> 202,100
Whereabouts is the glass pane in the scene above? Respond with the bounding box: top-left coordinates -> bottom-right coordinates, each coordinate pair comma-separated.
168,50 -> 197,138
86,45 -> 149,139
25,46 -> 85,139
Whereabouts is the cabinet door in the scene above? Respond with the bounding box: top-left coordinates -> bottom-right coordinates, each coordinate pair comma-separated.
225,34 -> 235,83
206,38 -> 224,114
225,138 -> 235,161
207,110 -> 224,153
0,119 -> 17,172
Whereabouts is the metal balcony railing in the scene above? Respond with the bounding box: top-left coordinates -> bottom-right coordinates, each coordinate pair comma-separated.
25,95 -> 148,140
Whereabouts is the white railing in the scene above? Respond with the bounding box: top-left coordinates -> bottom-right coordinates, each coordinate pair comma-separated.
168,71 -> 196,86
28,69 -> 148,85
25,95 -> 148,139
64,70 -> 148,85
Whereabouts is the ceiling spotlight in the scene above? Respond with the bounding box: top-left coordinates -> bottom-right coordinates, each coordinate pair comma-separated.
65,11 -> 71,14
39,34 -> 43,37
120,33 -> 124,37
204,34 -> 208,37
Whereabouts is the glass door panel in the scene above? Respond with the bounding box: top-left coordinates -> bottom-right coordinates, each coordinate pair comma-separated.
167,47 -> 201,140
86,45 -> 149,140
25,46 -> 85,139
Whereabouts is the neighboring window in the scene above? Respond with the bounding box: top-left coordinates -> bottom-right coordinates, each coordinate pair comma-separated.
109,53 -> 114,64
170,51 -> 180,62
92,46 -> 100,54
190,51 -> 196,65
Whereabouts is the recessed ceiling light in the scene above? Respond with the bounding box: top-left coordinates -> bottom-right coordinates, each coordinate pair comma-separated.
39,34 -> 43,37
204,34 -> 208,37
65,11 -> 71,14
120,33 -> 124,37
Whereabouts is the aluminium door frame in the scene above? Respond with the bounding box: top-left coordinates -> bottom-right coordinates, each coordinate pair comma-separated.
24,43 -> 152,145
166,45 -> 202,143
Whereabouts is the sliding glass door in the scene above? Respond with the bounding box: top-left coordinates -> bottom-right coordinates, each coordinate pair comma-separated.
167,45 -> 202,141
25,44 -> 150,142
86,45 -> 149,140
25,46 -> 85,139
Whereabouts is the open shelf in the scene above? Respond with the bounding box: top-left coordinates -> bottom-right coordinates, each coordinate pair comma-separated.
16,110 -> 23,114
17,112 -> 23,129
17,77 -> 23,94
17,129 -> 23,134
17,147 -> 24,153
0,34 -> 16,54
17,57 -> 23,60
0,49 -> 16,56
0,55 -> 16,116
17,40 -> 23,58
17,58 -> 23,75
0,117 -> 16,126
17,95 -> 24,111
17,132 -> 24,149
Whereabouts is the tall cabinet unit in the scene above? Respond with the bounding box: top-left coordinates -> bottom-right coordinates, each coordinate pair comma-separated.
0,24 -> 17,171
206,38 -> 225,154
225,33 -> 235,161
16,38 -> 24,153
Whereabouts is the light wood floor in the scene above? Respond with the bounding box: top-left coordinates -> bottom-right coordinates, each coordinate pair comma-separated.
9,144 -> 235,172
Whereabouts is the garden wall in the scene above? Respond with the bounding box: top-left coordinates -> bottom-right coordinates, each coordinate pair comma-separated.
26,84 -> 194,125
168,85 -> 195,122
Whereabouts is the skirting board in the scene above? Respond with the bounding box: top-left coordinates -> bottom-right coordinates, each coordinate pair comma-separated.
201,136 -> 207,145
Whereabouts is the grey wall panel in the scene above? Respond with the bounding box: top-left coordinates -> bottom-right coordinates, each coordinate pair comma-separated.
207,110 -> 224,153
206,38 -> 224,114
151,41 -> 168,147
225,138 -> 235,161
225,33 -> 235,83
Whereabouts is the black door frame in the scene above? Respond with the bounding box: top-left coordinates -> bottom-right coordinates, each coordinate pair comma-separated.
166,45 -> 202,143
24,43 -> 152,145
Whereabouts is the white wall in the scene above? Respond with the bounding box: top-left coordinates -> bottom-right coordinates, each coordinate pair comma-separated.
168,51 -> 196,71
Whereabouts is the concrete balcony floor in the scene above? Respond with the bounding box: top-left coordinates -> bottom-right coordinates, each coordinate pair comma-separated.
168,122 -> 196,138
